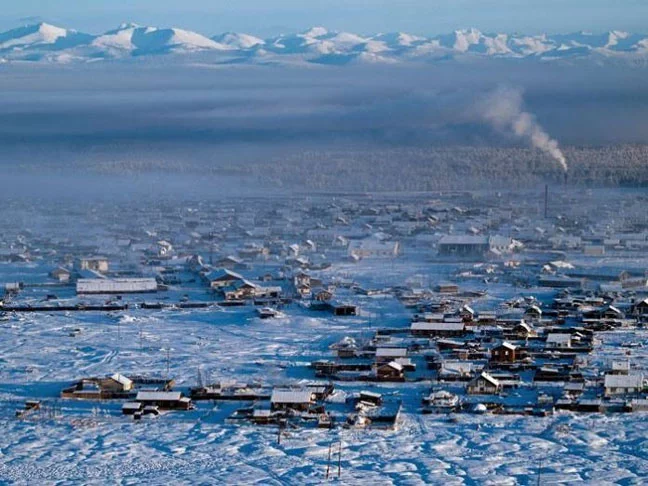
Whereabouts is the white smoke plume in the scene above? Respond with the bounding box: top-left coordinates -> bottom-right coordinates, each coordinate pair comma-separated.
479,86 -> 568,171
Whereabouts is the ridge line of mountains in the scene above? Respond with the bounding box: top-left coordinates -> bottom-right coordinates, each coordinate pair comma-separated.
2,22 -> 648,65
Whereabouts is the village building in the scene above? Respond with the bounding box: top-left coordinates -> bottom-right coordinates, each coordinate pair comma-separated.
270,389 -> 315,411
76,278 -> 158,294
376,361 -> 405,381
632,297 -> 648,317
358,391 -> 383,406
610,360 -> 631,375
326,302 -> 358,316
100,373 -> 133,392
213,256 -> 248,270
435,283 -> 459,294
438,361 -> 476,381
204,269 -> 245,289
410,321 -> 465,337
524,305 -> 542,321
491,342 -> 518,363
75,257 -> 109,274
312,287 -> 333,302
49,267 -> 71,283
467,372 -> 503,395
512,320 -> 537,340
375,347 -> 408,363
135,391 -> 193,410
437,235 -> 521,258
545,333 -> 572,349
459,305 -> 475,322
223,280 -> 282,301
604,374 -> 644,397
347,238 -> 401,259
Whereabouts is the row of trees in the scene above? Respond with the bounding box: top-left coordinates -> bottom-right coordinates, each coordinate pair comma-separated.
234,145 -> 648,192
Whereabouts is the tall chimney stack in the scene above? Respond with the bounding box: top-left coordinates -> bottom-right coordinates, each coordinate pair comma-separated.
544,184 -> 548,219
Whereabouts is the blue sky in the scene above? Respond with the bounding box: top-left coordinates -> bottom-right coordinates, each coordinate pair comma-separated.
2,0 -> 648,36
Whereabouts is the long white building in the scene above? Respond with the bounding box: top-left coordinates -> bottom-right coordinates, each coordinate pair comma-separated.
76,278 -> 158,294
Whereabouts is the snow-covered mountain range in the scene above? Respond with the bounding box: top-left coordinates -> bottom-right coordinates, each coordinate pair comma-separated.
1,22 -> 648,65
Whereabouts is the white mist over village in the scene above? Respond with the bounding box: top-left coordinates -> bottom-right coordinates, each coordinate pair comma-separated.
1,1 -> 648,484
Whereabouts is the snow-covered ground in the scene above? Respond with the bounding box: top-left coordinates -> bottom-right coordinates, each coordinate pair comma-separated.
1,277 -> 647,484
1,190 -> 648,484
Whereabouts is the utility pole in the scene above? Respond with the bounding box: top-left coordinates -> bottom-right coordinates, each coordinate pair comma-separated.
277,421 -> 284,444
326,442 -> 332,479
337,440 -> 342,479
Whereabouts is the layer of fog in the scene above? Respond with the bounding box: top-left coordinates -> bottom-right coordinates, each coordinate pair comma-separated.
1,60 -> 647,196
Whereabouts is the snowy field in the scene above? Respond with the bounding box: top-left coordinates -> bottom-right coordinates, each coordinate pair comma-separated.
0,262 -> 647,484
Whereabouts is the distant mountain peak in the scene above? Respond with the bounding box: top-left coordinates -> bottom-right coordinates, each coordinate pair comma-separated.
302,26 -> 329,38
118,22 -> 142,30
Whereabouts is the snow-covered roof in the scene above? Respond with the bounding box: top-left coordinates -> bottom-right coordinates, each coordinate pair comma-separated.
376,347 -> 407,358
440,361 -> 474,374
525,305 -> 542,315
438,235 -> 488,245
136,391 -> 182,402
546,333 -> 571,344
611,361 -> 630,372
205,269 -> 245,281
122,402 -> 142,410
381,361 -> 403,372
271,389 -> 314,404
109,373 -> 133,388
77,278 -> 157,293
478,372 -> 501,386
497,342 -> 517,351
604,374 -> 643,388
411,322 -> 465,331
515,321 -> 533,332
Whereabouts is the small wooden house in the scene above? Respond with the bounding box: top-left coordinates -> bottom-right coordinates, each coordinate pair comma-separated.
524,305 -> 542,321
490,342 -> 518,363
135,391 -> 193,410
513,321 -> 536,340
632,298 -> 648,317
459,305 -> 475,322
376,361 -> 405,381
411,321 -> 465,337
205,269 -> 245,289
270,389 -> 315,411
50,267 -> 71,283
467,372 -> 502,395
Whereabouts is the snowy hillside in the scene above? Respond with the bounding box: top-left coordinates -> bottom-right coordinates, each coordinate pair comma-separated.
1,22 -> 648,64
